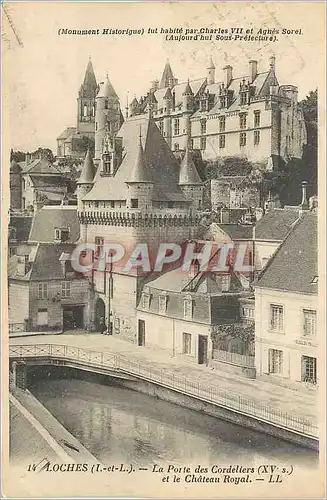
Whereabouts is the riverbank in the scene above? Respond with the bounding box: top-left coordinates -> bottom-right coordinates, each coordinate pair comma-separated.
9,386 -> 98,467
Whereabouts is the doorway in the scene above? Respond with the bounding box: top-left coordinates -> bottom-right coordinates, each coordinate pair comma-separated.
95,298 -> 106,331
198,335 -> 208,365
138,319 -> 145,346
63,306 -> 84,330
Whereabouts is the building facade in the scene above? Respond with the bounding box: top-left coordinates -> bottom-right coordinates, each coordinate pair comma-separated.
131,57 -> 307,168
255,213 -> 318,387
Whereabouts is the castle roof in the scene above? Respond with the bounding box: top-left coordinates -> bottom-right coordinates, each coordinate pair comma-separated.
29,206 -> 79,243
127,133 -> 153,183
159,60 -> 174,89
57,127 -> 77,141
163,87 -> 173,99
97,74 -> 119,99
182,80 -> 193,96
179,148 -> 202,185
22,158 -> 62,176
79,58 -> 97,98
256,213 -> 317,295
77,149 -> 95,184
83,116 -> 188,203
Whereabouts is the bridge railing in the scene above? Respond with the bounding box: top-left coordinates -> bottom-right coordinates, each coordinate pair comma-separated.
9,343 -> 318,439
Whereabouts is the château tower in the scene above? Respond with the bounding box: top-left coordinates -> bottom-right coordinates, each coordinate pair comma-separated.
77,57 -> 98,136
94,74 -> 123,162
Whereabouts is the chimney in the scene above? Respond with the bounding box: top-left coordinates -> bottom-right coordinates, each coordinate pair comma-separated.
270,55 -> 276,71
249,60 -> 258,83
223,65 -> 233,87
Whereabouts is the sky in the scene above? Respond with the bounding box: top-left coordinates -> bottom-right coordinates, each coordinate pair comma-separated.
3,2 -> 324,153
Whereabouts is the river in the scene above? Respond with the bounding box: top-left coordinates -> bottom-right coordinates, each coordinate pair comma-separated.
31,378 -> 318,470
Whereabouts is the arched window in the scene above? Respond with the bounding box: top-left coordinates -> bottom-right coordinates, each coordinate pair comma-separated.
83,104 -> 88,117
92,105 -> 95,117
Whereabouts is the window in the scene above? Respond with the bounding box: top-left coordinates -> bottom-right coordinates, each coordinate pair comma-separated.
158,121 -> 163,134
83,104 -> 88,117
174,143 -> 179,151
219,134 -> 226,149
131,199 -> 138,208
239,113 -> 247,129
104,99 -> 108,110
183,295 -> 193,319
242,307 -> 254,319
142,288 -> 151,310
221,275 -> 230,292
220,96 -> 226,108
200,137 -> 206,150
183,333 -> 192,355
55,229 -> 61,240
268,349 -> 283,374
254,130 -> 260,145
92,105 -> 95,117
200,119 -> 207,134
270,304 -> 284,332
95,236 -> 104,258
37,309 -> 48,326
240,92 -> 247,106
158,293 -> 168,314
239,132 -> 247,147
303,309 -> 316,336
254,110 -> 261,127
311,276 -> 318,284
219,116 -> 226,132
174,119 -> 180,136
37,283 -> 48,299
301,356 -> 317,384
200,99 -> 207,112
62,281 -> 71,298
189,139 -> 194,150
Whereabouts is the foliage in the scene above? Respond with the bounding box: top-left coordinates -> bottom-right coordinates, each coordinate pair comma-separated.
205,156 -> 255,178
10,150 -> 25,162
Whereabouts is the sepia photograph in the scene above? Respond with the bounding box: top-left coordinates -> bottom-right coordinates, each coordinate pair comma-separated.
2,1 -> 325,498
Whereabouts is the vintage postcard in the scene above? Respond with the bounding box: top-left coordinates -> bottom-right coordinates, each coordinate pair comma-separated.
1,1 -> 326,498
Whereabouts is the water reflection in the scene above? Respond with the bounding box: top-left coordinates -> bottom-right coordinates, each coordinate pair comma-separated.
31,379 -> 318,469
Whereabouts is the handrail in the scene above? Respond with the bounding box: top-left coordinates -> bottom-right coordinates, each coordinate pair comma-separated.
9,343 -> 318,439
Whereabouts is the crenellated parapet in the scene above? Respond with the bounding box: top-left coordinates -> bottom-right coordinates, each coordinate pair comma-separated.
78,210 -> 201,227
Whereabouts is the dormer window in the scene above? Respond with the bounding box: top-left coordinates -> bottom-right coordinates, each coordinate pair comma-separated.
240,92 -> 247,106
220,96 -> 226,108
142,286 -> 151,310
183,294 -> 193,319
55,228 -> 70,242
221,275 -> 230,292
158,292 -> 168,314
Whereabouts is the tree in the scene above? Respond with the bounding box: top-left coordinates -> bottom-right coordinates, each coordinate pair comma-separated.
32,147 -> 55,163
10,150 -> 25,162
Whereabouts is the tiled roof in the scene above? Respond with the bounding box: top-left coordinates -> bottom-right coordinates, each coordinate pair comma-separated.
22,158 -> 62,175
9,215 -> 33,242
154,78 -> 207,109
218,224 -> 253,240
159,60 -> 174,89
77,149 -> 95,184
97,75 -> 118,99
84,116 -> 188,203
179,148 -> 202,185
29,243 -> 79,280
57,127 -> 77,141
29,206 -> 79,243
29,175 -> 67,189
127,135 -> 153,183
79,58 -> 97,98
256,213 -> 317,294
255,208 -> 300,241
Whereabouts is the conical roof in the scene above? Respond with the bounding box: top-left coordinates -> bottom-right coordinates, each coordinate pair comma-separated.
79,57 -> 97,97
97,74 -> 119,99
179,148 -> 202,185
77,149 -> 95,184
127,131 -> 153,183
163,87 -> 173,99
159,60 -> 174,89
182,80 -> 193,96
